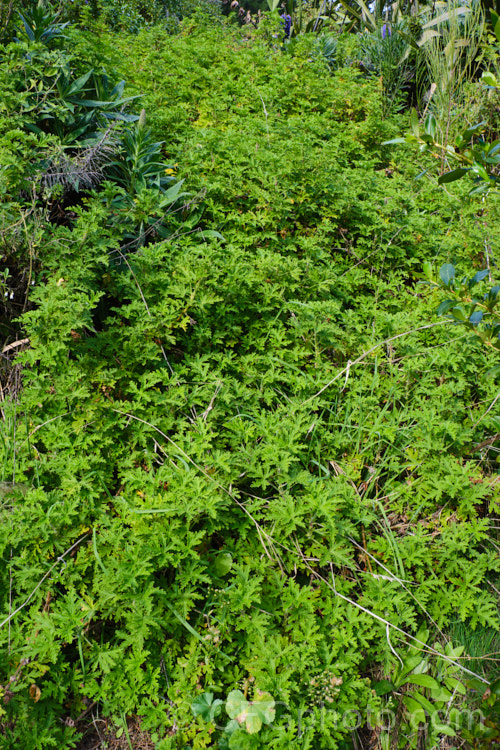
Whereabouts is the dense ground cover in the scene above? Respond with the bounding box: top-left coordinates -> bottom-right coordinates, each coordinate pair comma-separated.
2,6 -> 500,749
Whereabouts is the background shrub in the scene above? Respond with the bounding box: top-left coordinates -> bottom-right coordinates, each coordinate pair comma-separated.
1,12 -> 500,750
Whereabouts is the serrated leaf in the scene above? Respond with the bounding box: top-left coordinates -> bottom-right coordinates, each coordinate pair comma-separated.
192,693 -> 223,722
0,482 -> 30,498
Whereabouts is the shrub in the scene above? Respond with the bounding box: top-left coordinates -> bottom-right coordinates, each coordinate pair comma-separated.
2,20 -> 500,750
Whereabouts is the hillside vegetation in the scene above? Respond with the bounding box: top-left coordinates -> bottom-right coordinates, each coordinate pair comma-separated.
1,2 -> 500,749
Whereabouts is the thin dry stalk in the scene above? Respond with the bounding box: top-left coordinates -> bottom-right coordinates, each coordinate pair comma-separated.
0,534 -> 89,631
300,321 -> 448,406
111,408 -> 285,570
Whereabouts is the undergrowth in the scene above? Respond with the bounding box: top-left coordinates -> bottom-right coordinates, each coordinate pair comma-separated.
1,12 -> 500,750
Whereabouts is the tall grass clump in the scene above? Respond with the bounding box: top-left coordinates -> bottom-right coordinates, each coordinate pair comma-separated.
359,23 -> 413,114
416,0 -> 486,142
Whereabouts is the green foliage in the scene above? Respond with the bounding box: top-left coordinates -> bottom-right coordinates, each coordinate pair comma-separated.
66,0 -> 223,32
386,111 -> 500,195
174,0 -> 222,23
107,111 -> 176,194
412,0 -> 486,131
460,675 -> 500,748
15,0 -> 69,44
422,262 -> 500,378
0,16 -> 186,330
225,688 -> 275,733
373,631 -> 469,748
358,24 -> 412,114
0,0 -> 20,41
2,17 -> 500,750
66,0 -> 169,32
192,691 -> 224,722
386,7 -> 498,194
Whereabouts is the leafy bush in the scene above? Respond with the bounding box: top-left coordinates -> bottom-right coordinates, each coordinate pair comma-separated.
66,0 -> 168,31
0,0 -> 21,41
64,0 -> 222,31
2,18 -> 500,750
0,17 -> 185,336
